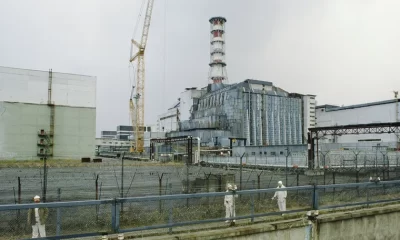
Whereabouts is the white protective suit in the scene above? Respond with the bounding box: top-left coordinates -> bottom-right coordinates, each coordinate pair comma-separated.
224,184 -> 238,222
272,184 -> 287,211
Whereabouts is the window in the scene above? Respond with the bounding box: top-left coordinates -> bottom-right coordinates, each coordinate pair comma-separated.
271,152 -> 276,156
259,152 -> 262,155
251,152 -> 256,156
264,151 -> 267,155
280,151 -> 284,155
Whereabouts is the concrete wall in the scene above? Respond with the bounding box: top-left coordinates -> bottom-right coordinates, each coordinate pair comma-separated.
179,89 -> 203,121
0,102 -> 95,160
317,205 -> 400,240
303,95 -> 316,142
136,204 -> 400,240
158,108 -> 178,132
0,66 -> 96,108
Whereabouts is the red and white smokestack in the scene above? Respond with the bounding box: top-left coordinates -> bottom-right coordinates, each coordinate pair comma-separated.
209,17 -> 227,86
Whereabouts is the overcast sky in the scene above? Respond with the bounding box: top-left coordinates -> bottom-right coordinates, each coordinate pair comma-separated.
1,0 -> 399,137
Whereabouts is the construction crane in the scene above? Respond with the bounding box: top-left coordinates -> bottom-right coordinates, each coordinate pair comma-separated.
129,0 -> 155,153
129,85 -> 138,152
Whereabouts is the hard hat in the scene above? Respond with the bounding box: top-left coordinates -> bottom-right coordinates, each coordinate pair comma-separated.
33,195 -> 40,200
278,181 -> 283,185
227,184 -> 233,190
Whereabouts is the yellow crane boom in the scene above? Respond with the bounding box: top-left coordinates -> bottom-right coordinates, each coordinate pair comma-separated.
129,0 -> 155,153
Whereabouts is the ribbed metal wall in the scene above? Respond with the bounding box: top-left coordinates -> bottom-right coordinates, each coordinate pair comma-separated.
179,82 -> 304,146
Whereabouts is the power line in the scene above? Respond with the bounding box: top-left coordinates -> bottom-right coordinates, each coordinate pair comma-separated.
132,0 -> 147,40
162,0 -> 167,110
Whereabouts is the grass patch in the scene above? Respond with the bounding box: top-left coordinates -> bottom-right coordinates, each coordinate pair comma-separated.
0,159 -> 185,168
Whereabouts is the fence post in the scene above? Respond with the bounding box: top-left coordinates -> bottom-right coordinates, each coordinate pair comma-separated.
251,180 -> 255,223
111,198 -> 120,233
17,177 -> 21,230
257,174 -> 261,201
56,188 -> 61,236
366,184 -> 370,208
168,183 -> 173,234
332,172 -> 336,202
312,184 -> 319,210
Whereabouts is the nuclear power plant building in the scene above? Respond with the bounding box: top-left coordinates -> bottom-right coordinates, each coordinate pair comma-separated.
157,17 -> 316,147
158,80 -> 316,147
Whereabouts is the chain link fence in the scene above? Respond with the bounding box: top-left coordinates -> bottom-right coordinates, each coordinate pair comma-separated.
1,180 -> 400,239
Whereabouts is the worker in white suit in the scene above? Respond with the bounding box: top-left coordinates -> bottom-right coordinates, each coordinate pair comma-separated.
271,181 -> 287,212
27,195 -> 48,238
224,183 -> 238,223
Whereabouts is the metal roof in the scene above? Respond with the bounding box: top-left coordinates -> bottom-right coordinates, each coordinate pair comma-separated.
318,99 -> 400,112
316,104 -> 340,109
244,79 -> 273,86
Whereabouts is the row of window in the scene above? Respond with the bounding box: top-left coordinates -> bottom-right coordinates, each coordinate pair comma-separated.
101,142 -> 131,145
251,151 -> 286,156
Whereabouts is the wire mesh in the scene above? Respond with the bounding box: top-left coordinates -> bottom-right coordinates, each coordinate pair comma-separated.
1,181 -> 400,238
0,204 -> 112,239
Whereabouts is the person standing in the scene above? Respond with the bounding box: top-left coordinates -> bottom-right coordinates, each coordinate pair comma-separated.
271,181 -> 287,212
27,195 -> 48,238
224,183 -> 238,223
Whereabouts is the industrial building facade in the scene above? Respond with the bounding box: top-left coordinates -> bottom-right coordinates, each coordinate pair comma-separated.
0,66 -> 96,160
316,99 -> 400,146
158,79 -> 316,146
156,17 -> 316,147
100,131 -> 117,139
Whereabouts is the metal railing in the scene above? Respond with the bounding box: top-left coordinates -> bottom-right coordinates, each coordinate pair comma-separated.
1,180 -> 400,239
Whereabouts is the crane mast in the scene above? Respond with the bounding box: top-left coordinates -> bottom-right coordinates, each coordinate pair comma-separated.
129,0 -> 155,153
129,86 -> 137,152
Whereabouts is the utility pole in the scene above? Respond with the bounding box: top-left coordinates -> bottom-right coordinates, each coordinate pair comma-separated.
43,155 -> 47,203
120,152 -> 126,212
394,91 -> 399,148
285,147 -> 291,187
236,152 -> 246,190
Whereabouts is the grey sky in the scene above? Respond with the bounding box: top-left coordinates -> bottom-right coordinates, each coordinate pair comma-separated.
1,0 -> 399,137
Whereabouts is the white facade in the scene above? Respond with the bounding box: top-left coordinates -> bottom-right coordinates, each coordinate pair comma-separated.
96,132 -> 165,150
157,107 -> 178,132
157,88 -> 205,133
0,102 -> 96,160
316,100 -> 400,143
143,132 -> 166,148
0,66 -> 96,108
302,95 -> 317,142
0,66 -> 96,160
180,89 -> 203,121
96,138 -> 131,147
